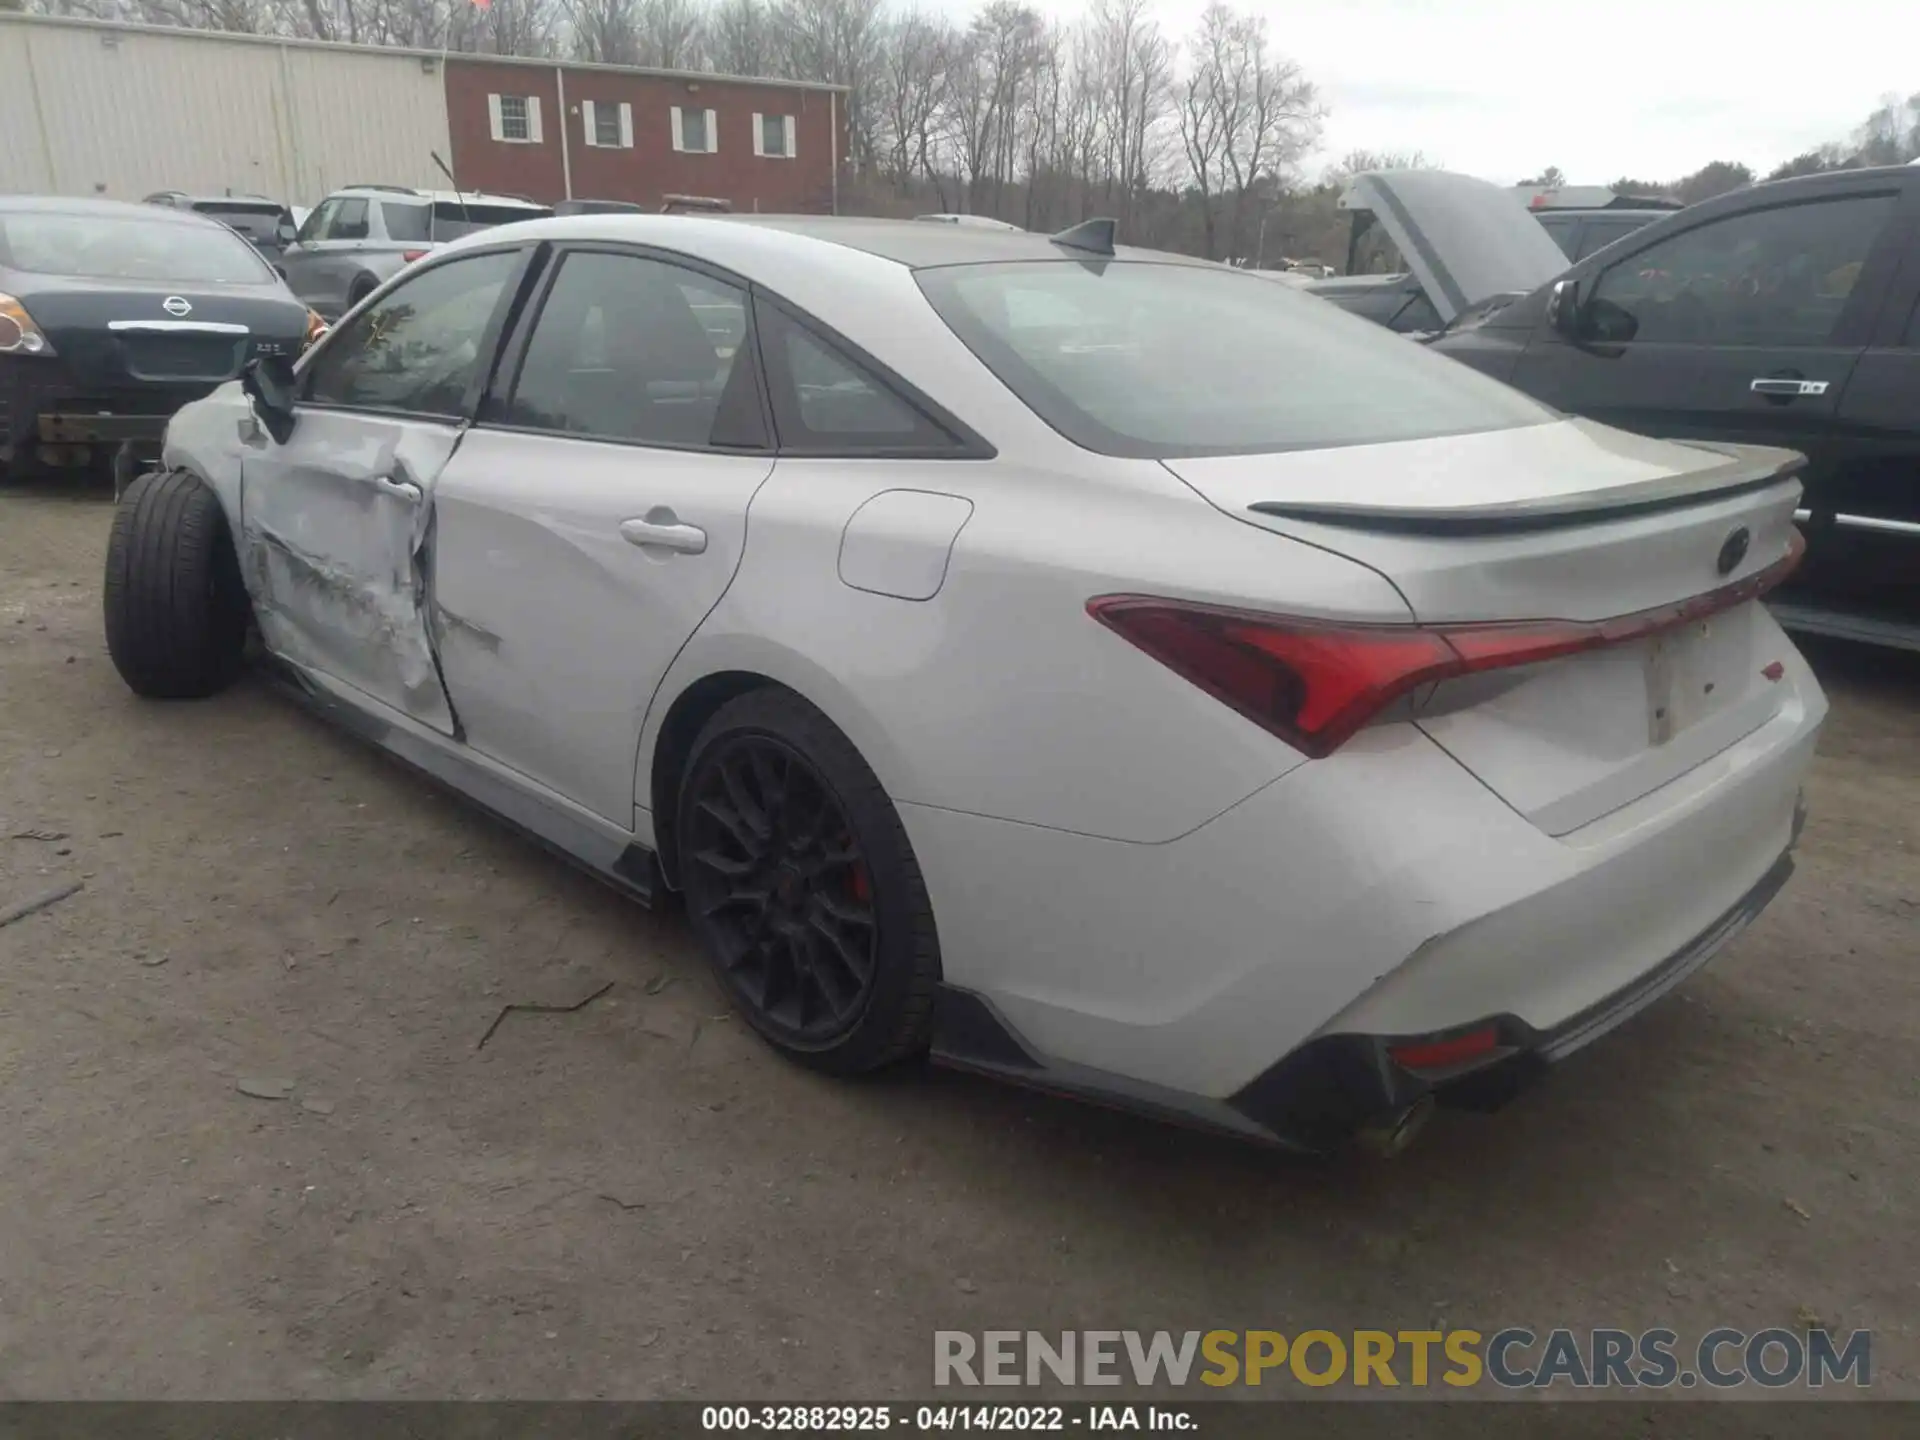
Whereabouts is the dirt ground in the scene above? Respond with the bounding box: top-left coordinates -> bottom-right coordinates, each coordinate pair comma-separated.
1,479 -> 1916,1403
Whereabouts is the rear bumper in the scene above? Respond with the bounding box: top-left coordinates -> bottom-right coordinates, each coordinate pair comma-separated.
1,356 -> 206,460
909,641 -> 1825,1152
933,830 -> 1801,1153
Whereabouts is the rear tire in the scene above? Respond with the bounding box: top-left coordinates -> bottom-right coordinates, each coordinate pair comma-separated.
677,688 -> 941,1075
103,468 -> 250,699
346,275 -> 377,309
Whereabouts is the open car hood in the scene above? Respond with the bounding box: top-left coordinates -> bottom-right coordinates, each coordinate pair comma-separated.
1339,169 -> 1570,324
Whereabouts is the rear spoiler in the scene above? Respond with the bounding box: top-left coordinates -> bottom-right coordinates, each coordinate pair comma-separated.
1249,446 -> 1805,536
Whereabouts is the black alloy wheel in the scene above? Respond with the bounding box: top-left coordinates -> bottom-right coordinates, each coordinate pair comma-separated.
683,734 -> 879,1048
676,688 -> 940,1073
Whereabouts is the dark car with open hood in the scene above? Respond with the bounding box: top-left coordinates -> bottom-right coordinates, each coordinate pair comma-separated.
0,196 -> 324,487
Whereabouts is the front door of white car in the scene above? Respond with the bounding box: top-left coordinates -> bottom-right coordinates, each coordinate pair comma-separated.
428,247 -> 776,827
238,245 -> 529,735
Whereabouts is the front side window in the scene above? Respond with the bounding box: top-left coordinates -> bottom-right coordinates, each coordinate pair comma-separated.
330,198 -> 370,242
297,199 -> 336,244
0,211 -> 273,283
1588,194 -> 1896,347
303,249 -> 520,418
503,251 -> 754,449
917,260 -> 1551,459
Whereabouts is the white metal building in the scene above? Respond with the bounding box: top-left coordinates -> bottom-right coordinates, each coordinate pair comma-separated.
0,14 -> 454,204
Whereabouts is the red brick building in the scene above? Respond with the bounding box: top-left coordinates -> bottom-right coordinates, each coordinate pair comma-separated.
444,56 -> 845,214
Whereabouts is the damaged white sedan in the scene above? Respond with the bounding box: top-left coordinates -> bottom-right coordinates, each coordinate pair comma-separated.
104,213 -> 1825,1153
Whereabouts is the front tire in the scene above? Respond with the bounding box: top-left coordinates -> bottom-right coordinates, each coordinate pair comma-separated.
103,468 -> 250,699
677,689 -> 940,1075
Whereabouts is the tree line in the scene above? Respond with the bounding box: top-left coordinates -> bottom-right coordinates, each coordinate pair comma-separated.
22,0 -> 1330,262
1523,91 -> 1920,207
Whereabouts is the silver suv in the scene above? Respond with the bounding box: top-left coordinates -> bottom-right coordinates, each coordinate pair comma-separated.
278,185 -> 550,319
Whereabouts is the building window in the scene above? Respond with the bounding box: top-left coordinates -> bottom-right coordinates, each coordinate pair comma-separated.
754,113 -> 796,159
672,105 -> 718,154
488,93 -> 543,145
583,100 -> 632,149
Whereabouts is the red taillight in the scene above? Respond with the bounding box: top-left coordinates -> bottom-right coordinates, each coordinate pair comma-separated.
1389,1026 -> 1501,1072
402,249 -> 430,263
1089,530 -> 1804,759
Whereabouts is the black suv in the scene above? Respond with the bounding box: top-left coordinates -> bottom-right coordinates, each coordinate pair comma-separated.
1431,166 -> 1920,648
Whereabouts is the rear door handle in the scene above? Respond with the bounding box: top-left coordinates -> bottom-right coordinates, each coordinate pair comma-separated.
1749,377 -> 1829,397
621,515 -> 708,555
372,475 -> 421,502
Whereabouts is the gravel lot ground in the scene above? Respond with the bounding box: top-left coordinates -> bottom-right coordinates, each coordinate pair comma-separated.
1,480 -> 1916,1404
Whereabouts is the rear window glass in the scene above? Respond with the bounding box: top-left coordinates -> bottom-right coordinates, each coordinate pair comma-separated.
190,202 -> 288,242
915,261 -> 1553,459
0,211 -> 273,283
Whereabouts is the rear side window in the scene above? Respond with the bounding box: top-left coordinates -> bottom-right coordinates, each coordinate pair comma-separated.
381,203 -> 431,242
916,260 -> 1553,459
429,201 -> 548,239
753,298 -> 969,455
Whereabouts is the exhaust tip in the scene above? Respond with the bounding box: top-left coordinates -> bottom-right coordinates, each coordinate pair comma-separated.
1354,1094 -> 1435,1159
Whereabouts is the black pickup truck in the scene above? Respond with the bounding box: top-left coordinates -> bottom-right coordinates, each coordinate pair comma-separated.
1424,164 -> 1920,650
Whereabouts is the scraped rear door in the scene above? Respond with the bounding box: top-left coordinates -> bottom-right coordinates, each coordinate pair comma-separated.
238,245 -> 531,734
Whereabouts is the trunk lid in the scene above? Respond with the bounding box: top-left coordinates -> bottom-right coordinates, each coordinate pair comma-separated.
1337,169 -> 1569,324
21,280 -> 309,388
1165,420 -> 1807,834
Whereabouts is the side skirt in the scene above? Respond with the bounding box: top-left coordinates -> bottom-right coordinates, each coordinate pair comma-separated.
260,656 -> 657,907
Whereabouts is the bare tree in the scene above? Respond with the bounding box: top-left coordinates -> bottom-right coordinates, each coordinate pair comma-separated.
1325,148 -> 1435,181
707,0 -> 771,75
773,0 -> 888,168
873,9 -> 956,196
567,0 -> 640,62
634,0 -> 704,68
1177,4 -> 1317,261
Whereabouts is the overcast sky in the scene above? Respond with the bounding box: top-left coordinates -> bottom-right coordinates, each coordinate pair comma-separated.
942,0 -> 1910,184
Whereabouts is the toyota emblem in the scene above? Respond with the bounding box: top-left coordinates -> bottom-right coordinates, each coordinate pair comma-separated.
1716,526 -> 1751,577
162,295 -> 193,317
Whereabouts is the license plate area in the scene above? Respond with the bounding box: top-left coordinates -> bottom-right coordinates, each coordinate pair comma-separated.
1645,607 -> 1755,745
120,335 -> 245,382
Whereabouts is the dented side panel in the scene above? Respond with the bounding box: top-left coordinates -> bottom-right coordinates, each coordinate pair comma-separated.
238,408 -> 462,734
159,383 -> 253,527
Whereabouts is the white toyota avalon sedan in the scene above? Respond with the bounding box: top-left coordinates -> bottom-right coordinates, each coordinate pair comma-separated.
101,212 -> 1825,1154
